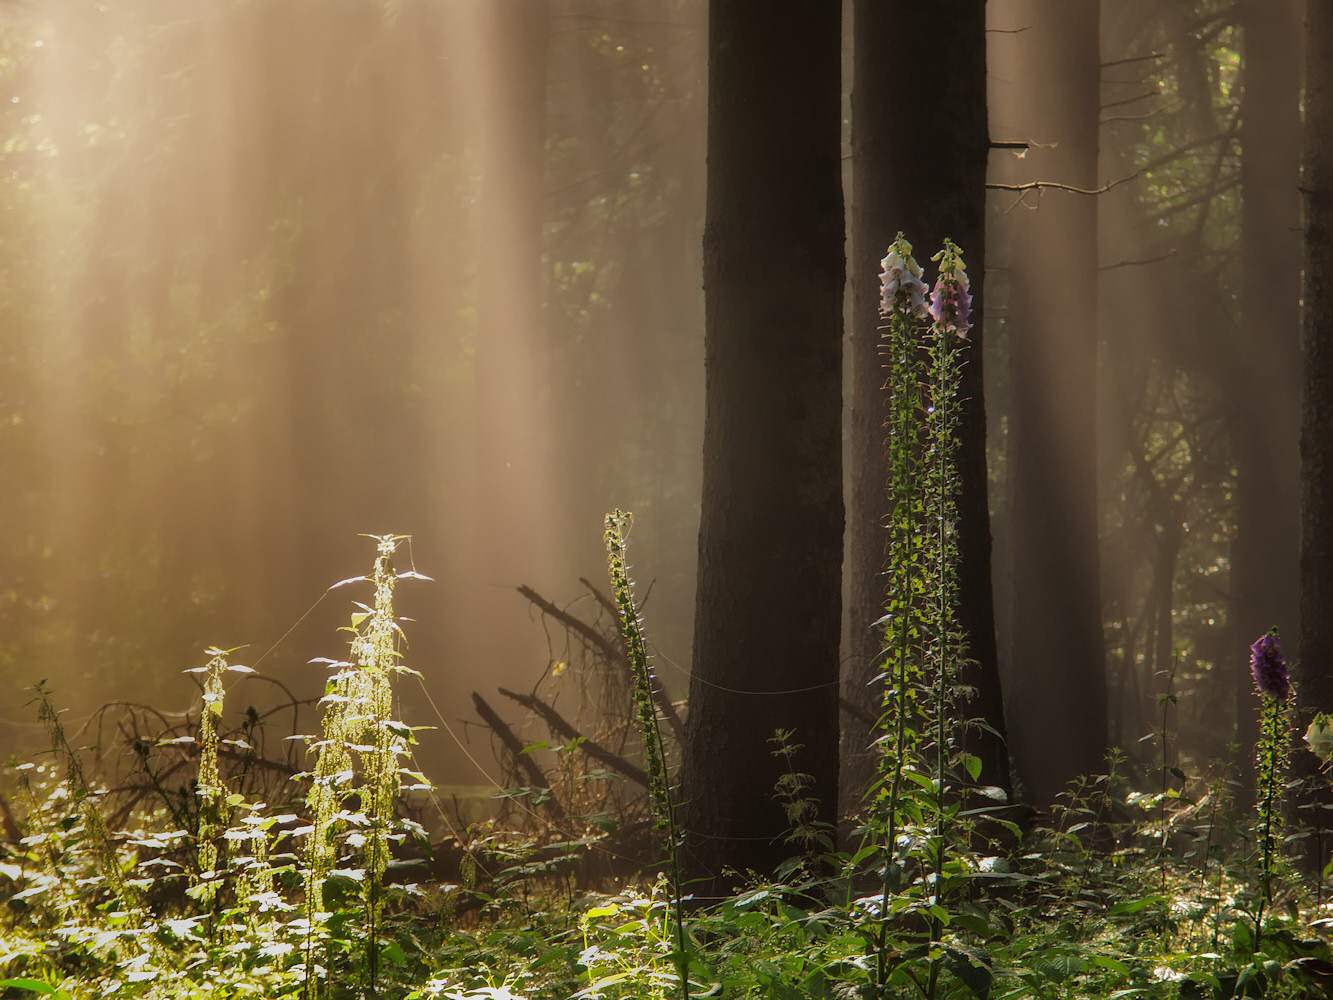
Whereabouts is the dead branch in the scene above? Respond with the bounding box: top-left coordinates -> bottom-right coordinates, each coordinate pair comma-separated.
519,583 -> 686,743
987,166 -> 1147,197
519,584 -> 622,664
471,692 -> 566,824
497,687 -> 650,789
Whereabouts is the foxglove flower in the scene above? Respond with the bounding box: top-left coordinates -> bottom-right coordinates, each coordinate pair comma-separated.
1305,713 -> 1333,764
928,240 -> 972,339
1249,629 -> 1290,702
879,235 -> 929,319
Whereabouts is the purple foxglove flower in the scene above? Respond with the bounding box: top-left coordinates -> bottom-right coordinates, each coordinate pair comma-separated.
928,275 -> 972,339
1249,629 -> 1290,702
928,241 -> 973,338
879,236 -> 929,319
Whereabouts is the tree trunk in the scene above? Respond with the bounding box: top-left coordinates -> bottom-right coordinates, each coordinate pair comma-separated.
681,1 -> 844,889
844,0 -> 1007,824
1230,0 -> 1302,797
1296,0 -> 1333,872
1002,0 -> 1107,806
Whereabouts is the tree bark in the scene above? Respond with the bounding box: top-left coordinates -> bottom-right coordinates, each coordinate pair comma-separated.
844,0 -> 1007,825
681,2 -> 844,890
1296,0 -> 1333,870
1002,0 -> 1107,806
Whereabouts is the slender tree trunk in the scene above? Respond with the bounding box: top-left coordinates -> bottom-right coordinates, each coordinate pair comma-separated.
1296,0 -> 1333,873
681,2 -> 844,890
844,0 -> 1007,823
1231,0 -> 1302,796
1003,0 -> 1107,806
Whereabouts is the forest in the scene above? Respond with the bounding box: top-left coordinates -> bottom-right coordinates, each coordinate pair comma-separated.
1,0 -> 1333,997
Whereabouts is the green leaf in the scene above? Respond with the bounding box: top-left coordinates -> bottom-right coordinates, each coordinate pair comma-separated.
1233,919 -> 1256,959
1089,954 -> 1131,976
963,754 -> 982,781
1035,953 -> 1084,982
0,981 -> 58,997
573,971 -> 632,997
1108,896 -> 1162,915
944,945 -> 994,1000
950,912 -> 993,936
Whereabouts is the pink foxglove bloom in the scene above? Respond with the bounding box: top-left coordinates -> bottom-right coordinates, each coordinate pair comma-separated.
928,240 -> 972,339
1249,629 -> 1290,702
879,236 -> 929,319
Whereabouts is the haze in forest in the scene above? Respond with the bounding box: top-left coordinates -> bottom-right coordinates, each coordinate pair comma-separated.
0,0 -> 1304,790
0,1 -> 707,783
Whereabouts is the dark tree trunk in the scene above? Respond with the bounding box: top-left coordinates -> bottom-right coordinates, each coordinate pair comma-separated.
843,0 -> 1007,823
1230,0 -> 1302,795
1296,0 -> 1333,861
681,4 -> 844,889
1003,0 -> 1107,806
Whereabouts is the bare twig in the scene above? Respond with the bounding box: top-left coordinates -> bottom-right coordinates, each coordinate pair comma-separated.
987,167 -> 1147,196
578,577 -> 621,623
1103,51 -> 1167,69
1100,248 -> 1178,271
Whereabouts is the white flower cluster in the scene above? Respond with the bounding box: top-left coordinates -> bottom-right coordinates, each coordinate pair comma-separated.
1305,713 -> 1333,764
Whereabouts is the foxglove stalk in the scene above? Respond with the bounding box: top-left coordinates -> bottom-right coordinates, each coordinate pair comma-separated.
1249,627 -> 1292,953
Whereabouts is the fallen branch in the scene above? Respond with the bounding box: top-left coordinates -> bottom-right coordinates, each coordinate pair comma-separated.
518,584 -> 621,665
518,583 -> 686,743
471,692 -> 566,824
498,686 -> 650,789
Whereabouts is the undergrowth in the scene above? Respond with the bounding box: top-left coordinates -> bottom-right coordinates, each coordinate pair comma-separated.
3,244 -> 1333,1000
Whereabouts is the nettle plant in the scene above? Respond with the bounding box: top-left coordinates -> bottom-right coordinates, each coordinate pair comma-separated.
296,534 -> 435,997
0,535 -> 438,1000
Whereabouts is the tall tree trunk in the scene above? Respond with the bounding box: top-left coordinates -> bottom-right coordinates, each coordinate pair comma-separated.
1296,0 -> 1333,872
844,0 -> 1007,824
1231,0 -> 1303,795
1002,0 -> 1107,806
681,2 -> 844,889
